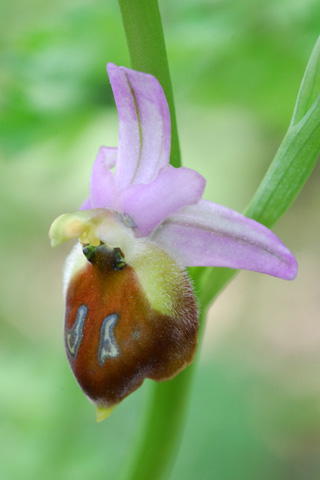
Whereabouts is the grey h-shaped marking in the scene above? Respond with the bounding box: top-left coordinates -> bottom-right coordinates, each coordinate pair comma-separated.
66,305 -> 87,359
98,314 -> 119,365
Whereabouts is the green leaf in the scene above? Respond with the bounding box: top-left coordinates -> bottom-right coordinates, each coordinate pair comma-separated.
291,37 -> 320,127
244,37 -> 320,228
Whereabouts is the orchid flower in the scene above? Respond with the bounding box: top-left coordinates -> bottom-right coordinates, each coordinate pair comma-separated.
49,63 -> 297,421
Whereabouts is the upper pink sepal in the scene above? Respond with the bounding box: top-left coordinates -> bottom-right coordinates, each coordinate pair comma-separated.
107,63 -> 171,191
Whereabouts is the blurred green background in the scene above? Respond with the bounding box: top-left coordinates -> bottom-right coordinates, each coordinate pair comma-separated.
1,0 -> 320,479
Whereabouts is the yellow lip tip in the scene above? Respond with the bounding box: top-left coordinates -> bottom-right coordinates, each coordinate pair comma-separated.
95,405 -> 117,422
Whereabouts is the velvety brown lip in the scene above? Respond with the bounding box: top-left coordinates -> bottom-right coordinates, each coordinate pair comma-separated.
64,245 -> 198,408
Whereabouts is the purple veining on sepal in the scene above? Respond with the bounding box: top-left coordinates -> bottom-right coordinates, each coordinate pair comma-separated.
151,200 -> 298,280
107,63 -> 171,191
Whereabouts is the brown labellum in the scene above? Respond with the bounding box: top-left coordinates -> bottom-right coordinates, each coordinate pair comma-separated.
64,243 -> 198,409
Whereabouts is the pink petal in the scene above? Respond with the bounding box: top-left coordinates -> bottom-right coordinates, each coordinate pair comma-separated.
90,146 -> 117,208
151,200 -> 298,280
107,63 -> 171,190
117,166 -> 206,237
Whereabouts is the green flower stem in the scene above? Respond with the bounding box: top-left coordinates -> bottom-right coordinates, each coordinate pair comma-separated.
117,2 -> 184,477
120,313 -> 204,480
245,36 -> 320,227
118,0 -> 181,168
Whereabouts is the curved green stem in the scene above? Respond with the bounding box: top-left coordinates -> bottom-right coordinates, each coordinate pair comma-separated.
118,0 -> 181,168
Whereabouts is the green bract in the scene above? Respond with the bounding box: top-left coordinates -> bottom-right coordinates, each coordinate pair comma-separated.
245,37 -> 320,228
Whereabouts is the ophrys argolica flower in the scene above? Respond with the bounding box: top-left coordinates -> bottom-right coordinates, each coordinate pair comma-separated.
49,63 -> 297,421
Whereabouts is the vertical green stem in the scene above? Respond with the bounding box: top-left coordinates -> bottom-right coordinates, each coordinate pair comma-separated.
117,2 -> 192,478
119,335 -> 201,480
118,0 -> 181,168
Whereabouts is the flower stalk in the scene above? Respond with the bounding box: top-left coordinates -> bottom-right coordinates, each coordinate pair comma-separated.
113,7 -> 187,472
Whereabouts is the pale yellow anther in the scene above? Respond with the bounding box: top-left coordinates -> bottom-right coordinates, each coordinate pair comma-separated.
65,219 -> 87,239
49,214 -> 86,247
80,228 -> 100,247
49,211 -> 103,247
49,208 -> 135,260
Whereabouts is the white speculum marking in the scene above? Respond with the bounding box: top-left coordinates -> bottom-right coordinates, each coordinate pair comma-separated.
66,305 -> 87,358
98,314 -> 119,365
